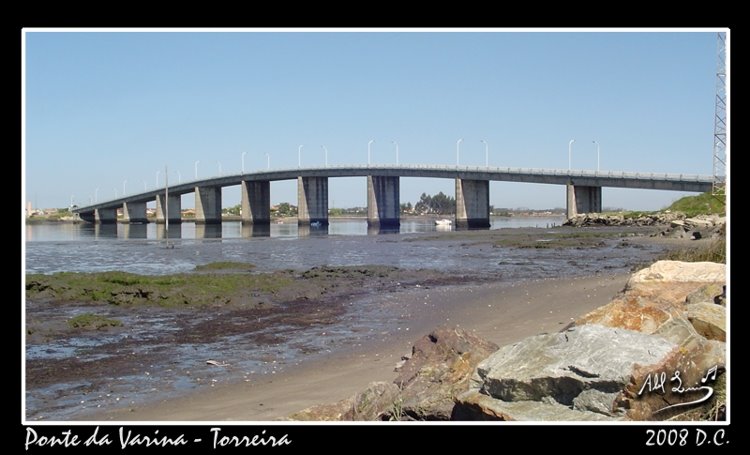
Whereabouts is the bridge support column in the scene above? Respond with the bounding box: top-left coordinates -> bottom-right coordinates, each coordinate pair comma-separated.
195,186 -> 222,224
367,176 -> 400,228
94,208 -> 117,224
79,211 -> 96,223
297,176 -> 328,226
156,194 -> 182,224
121,202 -> 148,224
241,180 -> 271,225
455,178 -> 490,229
566,184 -> 602,218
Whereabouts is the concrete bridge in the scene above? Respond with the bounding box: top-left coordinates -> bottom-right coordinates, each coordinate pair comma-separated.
72,164 -> 713,229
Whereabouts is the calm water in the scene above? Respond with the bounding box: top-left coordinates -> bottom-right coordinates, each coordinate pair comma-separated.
25,217 -> 565,276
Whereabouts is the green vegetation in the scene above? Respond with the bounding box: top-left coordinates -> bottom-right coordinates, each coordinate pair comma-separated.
272,202 -> 298,218
662,237 -> 726,263
26,269 -> 293,307
666,192 -> 725,217
194,261 -> 256,271
414,192 -> 455,215
68,313 -> 122,330
223,204 -> 242,216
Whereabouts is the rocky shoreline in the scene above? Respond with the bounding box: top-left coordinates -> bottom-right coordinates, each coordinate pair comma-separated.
565,212 -> 725,241
289,260 -> 727,421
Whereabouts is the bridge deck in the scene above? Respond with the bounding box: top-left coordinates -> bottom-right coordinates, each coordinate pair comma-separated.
73,164 -> 713,213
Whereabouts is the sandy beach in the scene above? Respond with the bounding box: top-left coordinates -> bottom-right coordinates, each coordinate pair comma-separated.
89,272 -> 629,421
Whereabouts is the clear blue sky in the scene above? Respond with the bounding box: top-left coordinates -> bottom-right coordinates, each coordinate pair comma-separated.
24,30 -> 722,210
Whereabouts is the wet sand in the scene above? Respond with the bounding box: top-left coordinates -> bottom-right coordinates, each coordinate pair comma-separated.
90,273 -> 629,421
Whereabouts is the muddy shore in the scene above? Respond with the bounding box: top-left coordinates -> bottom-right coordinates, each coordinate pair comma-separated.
25,225 -> 692,420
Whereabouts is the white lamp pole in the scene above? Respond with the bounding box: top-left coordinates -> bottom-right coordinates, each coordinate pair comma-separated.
368,139 -> 374,166
123,179 -> 127,195
265,153 -> 270,170
143,180 -> 147,191
156,170 -> 160,187
95,187 -> 99,203
217,161 -> 222,176
298,145 -> 303,168
242,151 -> 247,174
392,140 -> 399,165
481,139 -> 489,168
592,140 -> 600,172
194,160 -> 200,179
322,145 -> 328,167
568,139 -> 575,170
456,138 -> 463,166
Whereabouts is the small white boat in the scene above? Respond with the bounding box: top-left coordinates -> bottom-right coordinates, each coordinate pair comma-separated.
434,219 -> 452,226
310,221 -> 322,228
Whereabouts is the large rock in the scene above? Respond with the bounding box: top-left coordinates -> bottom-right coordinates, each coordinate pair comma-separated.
463,324 -> 676,420
629,260 -> 725,284
687,302 -> 726,342
577,294 -> 685,334
453,391 -> 613,421
391,326 -> 499,420
620,339 -> 725,420
685,283 -> 725,306
289,381 -> 400,421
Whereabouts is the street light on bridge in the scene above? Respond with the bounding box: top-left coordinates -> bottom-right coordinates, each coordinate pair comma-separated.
176,170 -> 181,184
298,145 -> 303,168
592,140 -> 600,172
217,161 -> 222,176
456,138 -> 463,166
265,153 -> 270,170
392,140 -> 399,165
156,170 -> 160,187
568,139 -> 575,170
194,160 -> 200,179
321,145 -> 328,167
368,139 -> 374,166
95,187 -> 99,203
480,139 -> 489,168
123,179 -> 127,196
143,180 -> 147,191
242,151 -> 247,174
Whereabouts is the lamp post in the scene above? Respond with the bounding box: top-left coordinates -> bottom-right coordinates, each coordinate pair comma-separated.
568,139 -> 575,170
481,139 -> 489,168
321,145 -> 328,167
143,180 -> 147,191
298,145 -> 303,168
392,140 -> 399,165
242,151 -> 247,174
194,160 -> 199,179
156,170 -> 160,187
592,140 -> 600,172
217,161 -> 222,176
176,170 -> 181,184
368,139 -> 374,166
456,138 -> 463,166
265,153 -> 270,170
95,187 -> 99,203
123,179 -> 127,195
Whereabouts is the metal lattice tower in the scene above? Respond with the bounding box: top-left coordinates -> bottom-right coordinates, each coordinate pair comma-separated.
712,32 -> 727,195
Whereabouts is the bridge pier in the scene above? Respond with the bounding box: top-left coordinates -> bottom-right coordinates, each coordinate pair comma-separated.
241,180 -> 271,225
94,208 -> 117,224
367,176 -> 400,228
566,184 -> 602,218
156,194 -> 182,224
297,176 -> 329,226
121,202 -> 148,224
455,178 -> 490,229
195,186 -> 222,224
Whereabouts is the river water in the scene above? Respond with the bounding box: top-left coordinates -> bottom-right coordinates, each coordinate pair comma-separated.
25,217 -> 668,421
